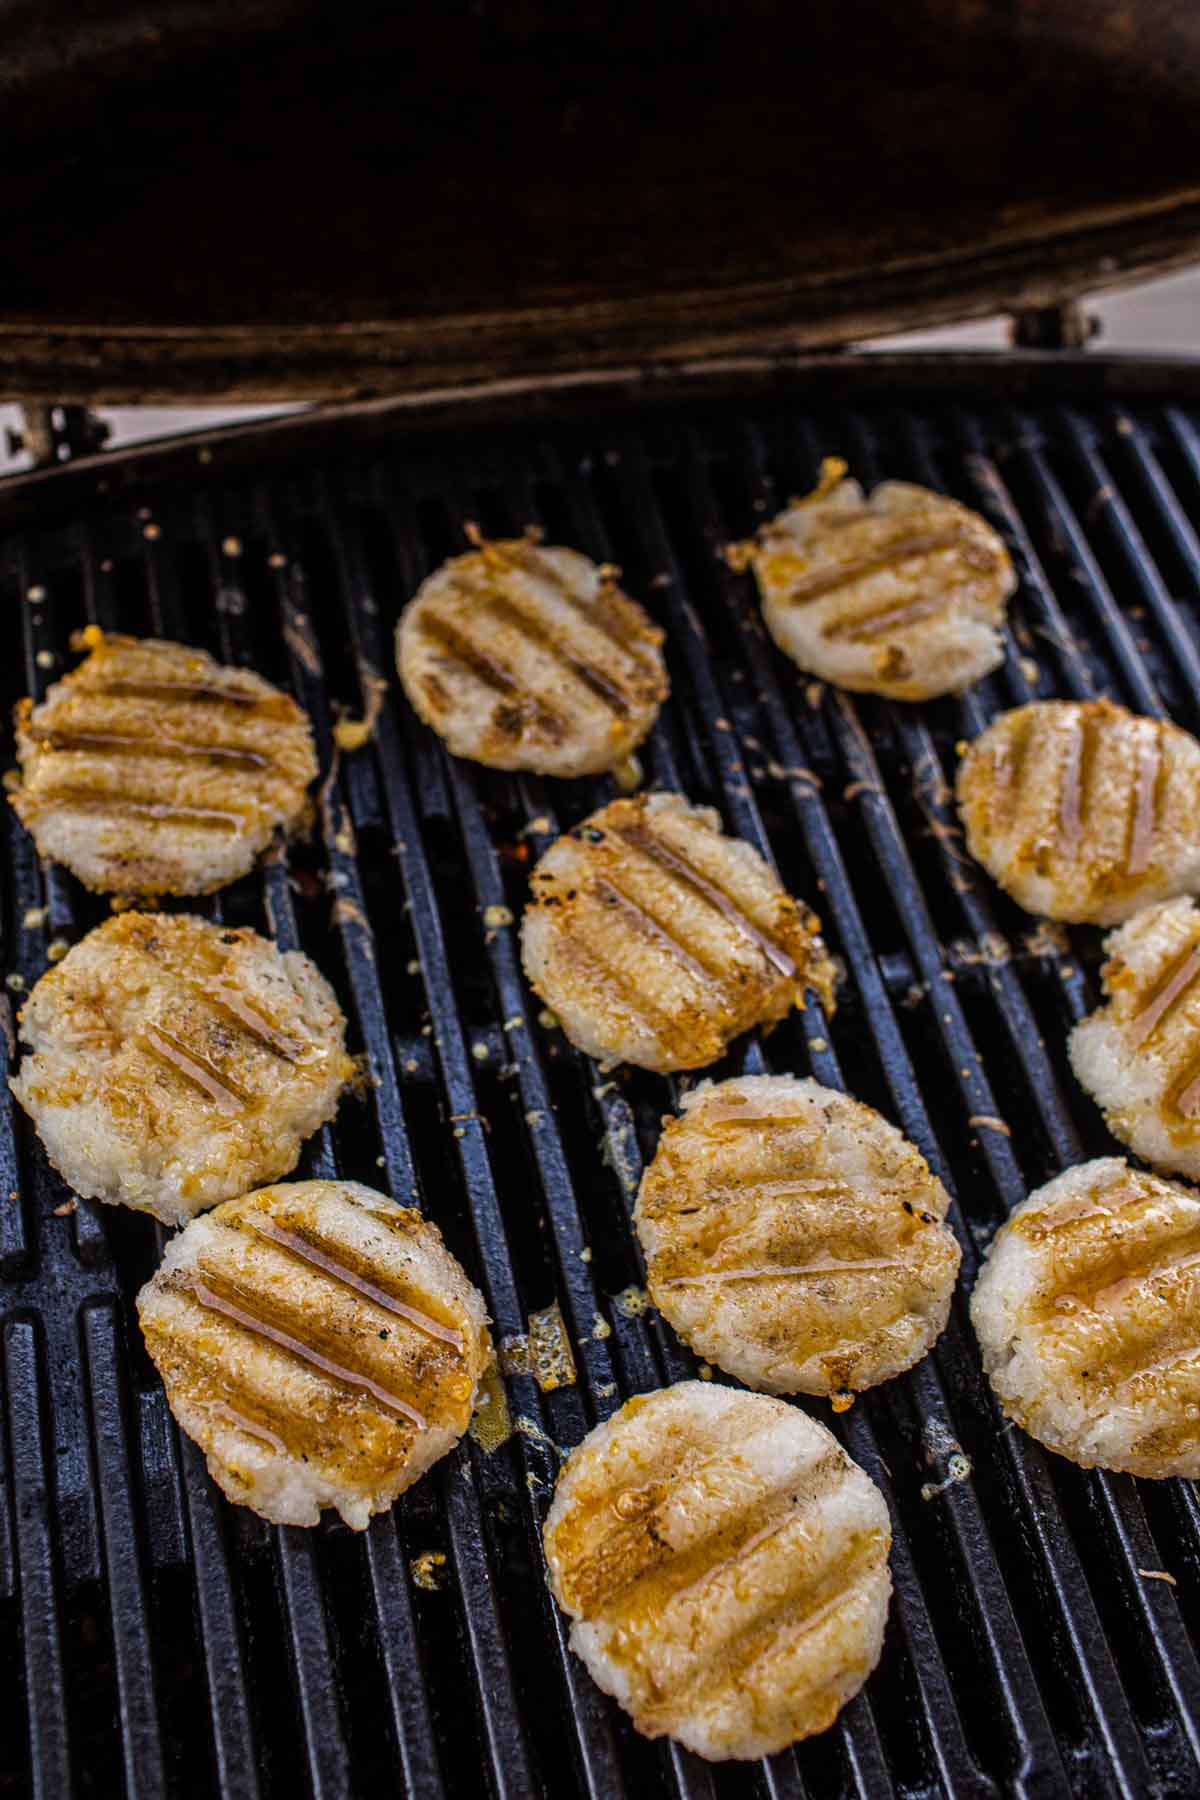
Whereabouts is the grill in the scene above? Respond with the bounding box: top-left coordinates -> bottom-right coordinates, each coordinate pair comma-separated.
3,357 -> 1200,1798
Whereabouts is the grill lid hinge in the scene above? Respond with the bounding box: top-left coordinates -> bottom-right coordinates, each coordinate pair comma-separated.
1010,300 -> 1101,350
7,403 -> 110,468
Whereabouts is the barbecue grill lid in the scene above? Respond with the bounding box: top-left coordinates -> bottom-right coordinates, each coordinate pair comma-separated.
4,0 -> 1200,402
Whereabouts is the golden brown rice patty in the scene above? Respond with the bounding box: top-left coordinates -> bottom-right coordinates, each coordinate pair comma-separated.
1070,897 -> 1200,1182
970,1157 -> 1200,1478
10,628 -> 317,896
11,911 -> 354,1226
520,791 -> 833,1071
138,1181 -> 491,1527
543,1381 -> 892,1759
741,459 -> 1014,702
396,529 -> 668,777
636,1076 -> 960,1401
956,698 -> 1200,925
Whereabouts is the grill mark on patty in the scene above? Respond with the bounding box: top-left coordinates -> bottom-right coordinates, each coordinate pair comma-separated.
589,878 -> 735,991
687,1096 -> 819,1131
570,1446 -> 848,1621
821,590 -> 953,644
610,823 -> 797,979
1056,712 -> 1093,857
206,979 -> 312,1064
1091,1242 -> 1200,1313
552,928 -> 698,1061
988,711 -> 1034,828
780,528 -> 982,606
458,582 -> 636,716
1053,1306 -> 1200,1403
666,1537 -> 884,1718
1127,726 -> 1164,875
181,1274 -> 428,1427
124,939 -> 317,1067
245,1215 -> 466,1350
657,1255 -> 906,1289
646,1175 -> 863,1216
1130,940 -> 1200,1047
32,788 -> 247,832
205,1396 -> 289,1455
39,727 -> 271,771
1033,1221 -> 1200,1322
1016,1179 -> 1174,1241
419,615 -> 566,739
98,677 -> 285,713
516,545 -> 664,663
1169,1054 -> 1200,1119
141,1024 -> 251,1115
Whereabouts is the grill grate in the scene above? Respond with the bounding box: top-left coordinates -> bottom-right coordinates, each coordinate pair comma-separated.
2,369 -> 1200,1798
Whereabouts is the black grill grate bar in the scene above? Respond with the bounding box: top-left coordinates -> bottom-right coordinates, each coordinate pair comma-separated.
301,467 -> 626,1800
1162,406 -> 1200,515
999,410 -> 1165,717
861,401 -> 1200,1783
1056,408 -> 1200,727
960,420 -> 1200,1744
9,386 -> 1200,1799
12,547 -> 111,1579
5,1318 -> 71,1800
618,431 -> 988,1797
81,1301 -> 164,1799
597,427 -> 982,1795
666,422 -> 1061,1795
175,1433 -> 261,1800
1111,407 -> 1200,596
509,441 -> 890,1799
520,430 -> 904,1800
331,472 -> 659,1797
734,408 -> 1158,1798
363,1510 -> 447,1800
950,408 -> 1098,703
842,401 -> 1200,1780
134,513 -> 358,1793
214,485 -> 451,1799
890,410 -> 1174,1790
273,1526 -> 350,1798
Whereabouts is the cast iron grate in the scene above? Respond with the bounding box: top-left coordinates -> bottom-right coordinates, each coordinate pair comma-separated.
2,372 -> 1200,1799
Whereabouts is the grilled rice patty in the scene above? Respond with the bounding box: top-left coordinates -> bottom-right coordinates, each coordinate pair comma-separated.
742,459 -> 1014,702
11,911 -> 355,1226
970,1157 -> 1200,1478
544,1381 -> 892,1760
520,791 -> 834,1072
1070,897 -> 1200,1181
395,531 -> 668,777
138,1180 -> 491,1528
636,1076 -> 960,1400
956,698 -> 1200,925
11,628 -> 317,896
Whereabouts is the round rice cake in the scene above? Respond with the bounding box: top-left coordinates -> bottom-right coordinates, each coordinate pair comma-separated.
970,1157 -> 1200,1478
395,528 -> 669,777
1070,896 -> 1200,1181
10,911 -> 355,1226
543,1380 -> 892,1760
635,1076 -> 960,1401
520,791 -> 834,1072
742,459 -> 1014,701
138,1180 -> 492,1527
956,698 -> 1200,925
10,627 -> 317,896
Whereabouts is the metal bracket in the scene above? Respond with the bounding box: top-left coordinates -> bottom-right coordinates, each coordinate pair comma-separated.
6,404 -> 110,468
1010,300 -> 1101,350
